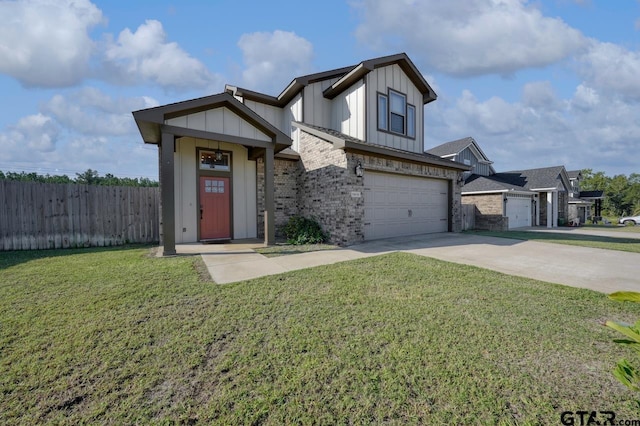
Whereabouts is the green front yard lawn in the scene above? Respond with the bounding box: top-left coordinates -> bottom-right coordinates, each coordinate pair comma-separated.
468,230 -> 640,253
2,247 -> 639,424
582,224 -> 640,233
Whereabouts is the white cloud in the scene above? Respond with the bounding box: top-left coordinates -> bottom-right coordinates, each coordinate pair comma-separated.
571,84 -> 599,110
0,88 -> 160,178
454,90 -> 522,135
427,84 -> 640,175
578,41 -> 640,100
42,88 -> 157,136
238,30 -> 314,94
522,81 -> 557,108
353,0 -> 588,77
0,113 -> 60,155
103,20 -> 223,91
0,0 -> 103,87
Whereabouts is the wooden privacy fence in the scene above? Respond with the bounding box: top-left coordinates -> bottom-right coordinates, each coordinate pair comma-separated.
0,181 -> 160,251
461,204 -> 476,231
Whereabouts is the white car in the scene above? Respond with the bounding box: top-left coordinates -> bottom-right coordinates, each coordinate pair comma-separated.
618,215 -> 640,225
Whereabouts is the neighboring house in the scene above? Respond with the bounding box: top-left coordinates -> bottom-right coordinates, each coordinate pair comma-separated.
567,170 -> 605,223
133,53 -> 470,255
428,139 -> 573,230
425,137 -> 495,177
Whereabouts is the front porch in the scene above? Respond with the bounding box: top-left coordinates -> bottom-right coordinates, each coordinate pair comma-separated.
133,93 -> 293,255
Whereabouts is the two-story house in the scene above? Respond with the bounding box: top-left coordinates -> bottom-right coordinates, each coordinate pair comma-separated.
567,170 -> 605,224
427,137 -> 572,230
133,53 -> 470,254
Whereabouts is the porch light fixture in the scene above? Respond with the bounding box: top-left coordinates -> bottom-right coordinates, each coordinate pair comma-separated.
504,197 -> 508,203
215,141 -> 223,162
355,161 -> 364,178
457,174 -> 465,184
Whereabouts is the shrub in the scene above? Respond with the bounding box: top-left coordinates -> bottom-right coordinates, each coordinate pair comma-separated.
606,291 -> 640,408
283,216 -> 327,245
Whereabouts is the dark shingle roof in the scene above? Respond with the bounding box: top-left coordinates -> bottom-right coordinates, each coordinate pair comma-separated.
462,174 -> 534,193
567,170 -> 581,179
226,52 -> 437,106
293,122 -> 470,171
579,190 -> 605,199
499,166 -> 566,190
425,137 -> 474,157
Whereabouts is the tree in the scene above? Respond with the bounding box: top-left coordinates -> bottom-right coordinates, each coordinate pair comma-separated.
608,175 -> 633,216
0,169 -> 158,187
581,169 -> 640,217
75,169 -> 101,185
581,169 -> 609,191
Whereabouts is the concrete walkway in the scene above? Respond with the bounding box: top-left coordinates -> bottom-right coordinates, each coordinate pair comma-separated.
172,228 -> 640,293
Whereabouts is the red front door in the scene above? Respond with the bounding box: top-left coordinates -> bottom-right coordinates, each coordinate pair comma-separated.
199,176 -> 231,240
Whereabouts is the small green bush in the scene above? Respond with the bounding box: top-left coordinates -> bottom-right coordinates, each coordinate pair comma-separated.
283,216 -> 327,245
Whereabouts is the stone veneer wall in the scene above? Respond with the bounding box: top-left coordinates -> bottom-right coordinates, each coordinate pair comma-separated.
475,214 -> 509,231
257,158 -> 299,238
558,191 -> 568,223
539,192 -> 548,226
462,194 -> 504,215
461,194 -> 509,231
296,132 -> 365,245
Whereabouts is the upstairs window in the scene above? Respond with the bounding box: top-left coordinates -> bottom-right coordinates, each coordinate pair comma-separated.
407,104 -> 416,138
377,93 -> 388,131
377,89 -> 416,138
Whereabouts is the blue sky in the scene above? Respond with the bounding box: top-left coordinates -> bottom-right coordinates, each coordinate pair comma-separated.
0,0 -> 639,179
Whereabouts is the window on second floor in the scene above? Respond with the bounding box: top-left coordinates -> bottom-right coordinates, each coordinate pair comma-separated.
377,89 -> 416,139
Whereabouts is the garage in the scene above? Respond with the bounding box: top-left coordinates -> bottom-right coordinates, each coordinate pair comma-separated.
505,194 -> 532,229
363,171 -> 449,240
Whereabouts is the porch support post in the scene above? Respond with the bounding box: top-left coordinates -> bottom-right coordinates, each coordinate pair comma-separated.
546,192 -> 553,228
160,132 -> 176,255
263,145 -> 275,246
552,191 -> 559,228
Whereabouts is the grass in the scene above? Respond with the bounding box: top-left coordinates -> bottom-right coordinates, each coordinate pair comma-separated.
582,224 -> 640,233
467,230 -> 640,253
254,243 -> 340,258
2,247 -> 640,424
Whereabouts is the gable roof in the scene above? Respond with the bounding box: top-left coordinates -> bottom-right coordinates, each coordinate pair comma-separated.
500,166 -> 569,191
462,174 -> 535,194
132,92 -> 292,151
225,52 -> 437,107
462,165 -> 574,195
292,122 -> 470,171
427,137 -> 476,157
426,136 -> 494,166
567,170 -> 582,180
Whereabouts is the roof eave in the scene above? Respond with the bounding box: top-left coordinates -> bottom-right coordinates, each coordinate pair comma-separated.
132,92 -> 292,149
292,122 -> 470,171
322,53 -> 437,103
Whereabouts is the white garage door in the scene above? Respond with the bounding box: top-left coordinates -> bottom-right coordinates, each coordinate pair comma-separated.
364,172 -> 449,240
505,196 -> 532,229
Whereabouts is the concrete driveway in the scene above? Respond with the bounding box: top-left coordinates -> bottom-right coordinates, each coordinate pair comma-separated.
180,229 -> 639,293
